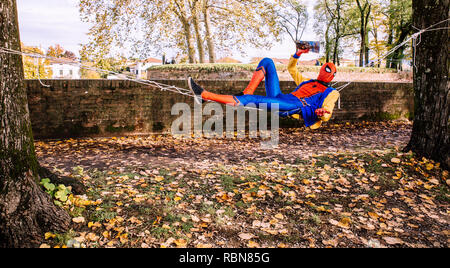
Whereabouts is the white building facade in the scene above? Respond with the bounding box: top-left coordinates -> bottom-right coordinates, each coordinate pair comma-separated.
128,58 -> 162,79
50,62 -> 81,79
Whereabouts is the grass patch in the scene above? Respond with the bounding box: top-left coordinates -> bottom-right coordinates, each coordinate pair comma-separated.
88,209 -> 117,223
224,206 -> 236,218
308,214 -> 322,225
435,185 -> 450,203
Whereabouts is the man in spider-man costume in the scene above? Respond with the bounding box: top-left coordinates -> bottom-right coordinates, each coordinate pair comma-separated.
188,47 -> 340,130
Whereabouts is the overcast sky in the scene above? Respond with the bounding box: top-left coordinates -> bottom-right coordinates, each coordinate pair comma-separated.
17,0 -> 322,63
17,0 -> 90,56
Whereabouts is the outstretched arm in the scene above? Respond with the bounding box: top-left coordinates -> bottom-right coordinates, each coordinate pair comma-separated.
309,91 -> 341,130
288,48 -> 310,86
320,91 -> 340,122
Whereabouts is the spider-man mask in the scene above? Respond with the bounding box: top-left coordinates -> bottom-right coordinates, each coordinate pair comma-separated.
317,63 -> 337,83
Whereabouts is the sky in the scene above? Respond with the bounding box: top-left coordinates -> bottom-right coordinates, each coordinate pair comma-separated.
17,0 -> 323,63
17,0 -> 90,56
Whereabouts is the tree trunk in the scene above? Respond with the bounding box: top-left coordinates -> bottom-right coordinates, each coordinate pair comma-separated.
182,21 -> 196,64
359,31 -> 366,67
357,0 -> 371,67
365,31 -> 370,66
385,20 -> 394,68
405,0 -> 449,169
359,13 -> 365,67
332,0 -> 343,65
325,22 -> 331,63
203,3 -> 216,63
333,38 -> 339,65
192,13 -> 205,63
371,18 -> 381,68
0,0 -> 70,248
357,0 -> 364,67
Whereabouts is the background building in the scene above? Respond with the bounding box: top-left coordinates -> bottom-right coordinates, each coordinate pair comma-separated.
49,59 -> 80,79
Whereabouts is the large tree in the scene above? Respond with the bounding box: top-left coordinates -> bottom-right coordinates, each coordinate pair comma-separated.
383,0 -> 412,69
0,0 -> 71,247
355,0 -> 372,67
405,0 -> 449,169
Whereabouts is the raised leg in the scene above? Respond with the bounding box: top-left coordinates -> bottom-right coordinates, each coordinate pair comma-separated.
242,58 -> 282,98
259,58 -> 282,98
243,66 -> 265,95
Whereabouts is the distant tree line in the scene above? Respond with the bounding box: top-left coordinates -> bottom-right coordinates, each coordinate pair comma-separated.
79,0 -> 413,68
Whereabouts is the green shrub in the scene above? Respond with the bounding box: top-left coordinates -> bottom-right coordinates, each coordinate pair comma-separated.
40,178 -> 72,207
148,63 -> 399,74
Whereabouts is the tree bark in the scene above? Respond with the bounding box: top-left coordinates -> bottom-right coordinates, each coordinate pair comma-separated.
0,0 -> 70,248
173,1 -> 196,64
181,21 -> 196,64
385,13 -> 394,68
371,17 -> 381,67
359,25 -> 366,66
203,2 -> 216,63
325,22 -> 331,63
332,0 -> 341,65
192,13 -> 205,63
405,0 -> 449,169
333,37 -> 339,65
365,31 -> 370,66
356,0 -> 371,67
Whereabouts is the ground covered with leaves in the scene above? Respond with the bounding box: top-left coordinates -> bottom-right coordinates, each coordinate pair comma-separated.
35,121 -> 449,248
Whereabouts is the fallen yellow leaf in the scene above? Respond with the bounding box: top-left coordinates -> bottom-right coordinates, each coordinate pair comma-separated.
368,212 -> 379,220
339,217 -> 352,228
174,239 -> 188,248
45,232 -> 56,240
248,240 -> 260,248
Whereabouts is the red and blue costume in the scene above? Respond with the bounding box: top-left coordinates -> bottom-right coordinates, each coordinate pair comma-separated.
189,49 -> 340,129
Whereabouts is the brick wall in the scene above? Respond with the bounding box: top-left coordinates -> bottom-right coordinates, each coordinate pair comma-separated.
25,79 -> 414,138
